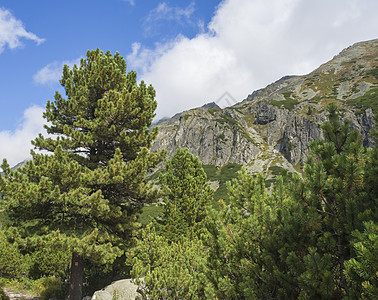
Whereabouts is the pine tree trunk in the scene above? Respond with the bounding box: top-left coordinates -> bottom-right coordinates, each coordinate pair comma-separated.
68,252 -> 84,300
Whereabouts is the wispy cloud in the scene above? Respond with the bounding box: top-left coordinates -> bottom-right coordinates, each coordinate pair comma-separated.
147,2 -> 195,22
0,106 -> 46,167
33,58 -> 81,85
0,8 -> 45,53
143,2 -> 196,36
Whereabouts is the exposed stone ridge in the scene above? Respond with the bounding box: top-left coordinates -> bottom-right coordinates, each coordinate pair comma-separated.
152,107 -> 261,166
152,39 -> 377,172
314,39 -> 378,75
243,75 -> 300,102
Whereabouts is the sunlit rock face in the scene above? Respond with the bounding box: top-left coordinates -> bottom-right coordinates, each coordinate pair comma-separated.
152,39 -> 377,172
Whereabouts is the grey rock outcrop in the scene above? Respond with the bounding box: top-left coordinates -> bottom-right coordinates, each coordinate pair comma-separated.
152,107 -> 261,166
152,39 -> 377,171
91,279 -> 138,300
355,108 -> 375,147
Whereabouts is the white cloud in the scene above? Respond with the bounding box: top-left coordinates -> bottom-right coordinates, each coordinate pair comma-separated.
127,39 -> 181,74
0,106 -> 46,168
126,0 -> 378,121
0,8 -> 44,53
33,58 -> 81,85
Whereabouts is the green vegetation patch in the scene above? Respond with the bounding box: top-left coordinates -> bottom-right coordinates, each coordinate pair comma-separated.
228,106 -> 243,114
269,98 -> 299,110
207,107 -> 221,116
202,164 -> 218,180
215,114 -> 238,126
242,114 -> 255,127
308,70 -> 341,96
332,83 -> 340,97
304,80 -> 314,87
218,163 -> 242,183
268,165 -> 288,176
138,205 -> 164,225
269,90 -> 300,110
347,87 -> 378,114
203,163 -> 242,203
240,131 -> 256,145
366,67 -> 378,80
306,105 -> 313,115
308,96 -> 322,103
282,91 -> 294,99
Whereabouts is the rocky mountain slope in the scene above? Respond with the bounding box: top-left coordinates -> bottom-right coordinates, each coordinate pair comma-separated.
152,39 -> 377,176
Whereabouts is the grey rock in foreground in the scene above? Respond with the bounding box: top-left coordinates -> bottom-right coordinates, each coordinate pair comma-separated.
91,279 -> 138,300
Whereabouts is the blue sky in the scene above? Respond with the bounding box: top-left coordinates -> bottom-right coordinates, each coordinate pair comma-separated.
0,0 -> 218,130
0,0 -> 377,166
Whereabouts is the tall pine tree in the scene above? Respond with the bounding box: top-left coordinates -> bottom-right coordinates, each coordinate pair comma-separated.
0,49 -> 163,300
158,147 -> 213,241
299,104 -> 370,296
129,148 -> 214,298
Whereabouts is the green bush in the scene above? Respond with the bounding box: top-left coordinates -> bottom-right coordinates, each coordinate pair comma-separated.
34,276 -> 68,300
202,165 -> 217,180
0,230 -> 28,278
29,243 -> 71,279
205,163 -> 242,203
137,205 -> 164,225
269,165 -> 288,176
218,163 -> 242,183
344,221 -> 378,298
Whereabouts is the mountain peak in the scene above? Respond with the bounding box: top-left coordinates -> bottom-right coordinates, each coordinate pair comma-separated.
152,39 -> 376,175
313,39 -> 378,75
202,102 -> 221,109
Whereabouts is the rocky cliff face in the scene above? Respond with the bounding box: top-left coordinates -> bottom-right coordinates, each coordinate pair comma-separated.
152,39 -> 377,173
151,107 -> 261,166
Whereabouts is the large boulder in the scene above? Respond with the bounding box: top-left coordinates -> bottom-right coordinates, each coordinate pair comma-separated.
91,279 -> 139,300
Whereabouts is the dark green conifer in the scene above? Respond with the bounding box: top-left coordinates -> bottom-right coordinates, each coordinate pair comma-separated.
344,114 -> 378,298
344,221 -> 378,298
299,104 -> 369,296
0,49 -> 163,300
130,224 -> 210,299
158,147 -> 213,241
204,104 -> 377,298
129,148 -> 213,298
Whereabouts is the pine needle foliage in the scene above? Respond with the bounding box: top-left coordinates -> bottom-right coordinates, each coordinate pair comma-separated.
129,148 -> 214,298
203,104 -> 377,299
0,49 -> 164,299
158,147 -> 213,241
